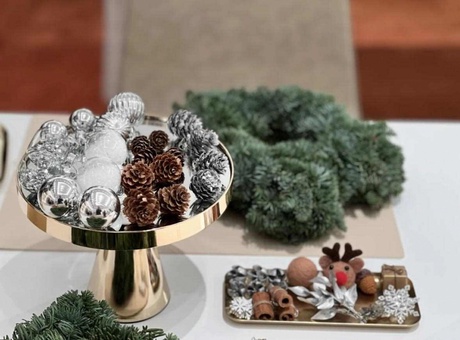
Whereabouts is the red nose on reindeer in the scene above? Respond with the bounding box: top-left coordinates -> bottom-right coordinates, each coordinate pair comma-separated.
335,271 -> 348,286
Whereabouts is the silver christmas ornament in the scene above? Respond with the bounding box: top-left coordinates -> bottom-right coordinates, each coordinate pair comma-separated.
39,120 -> 68,142
19,168 -> 51,192
376,285 -> 419,324
79,186 -> 120,229
38,176 -> 80,218
108,92 -> 145,126
76,157 -> 121,193
70,108 -> 95,132
167,110 -> 203,139
190,169 -> 225,201
94,111 -> 131,140
229,297 -> 253,320
85,130 -> 128,165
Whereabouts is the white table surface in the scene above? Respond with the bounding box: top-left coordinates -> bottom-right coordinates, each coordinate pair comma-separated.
0,114 -> 459,339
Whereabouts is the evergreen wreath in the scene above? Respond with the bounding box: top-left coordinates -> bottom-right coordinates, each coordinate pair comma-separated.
3,290 -> 179,340
174,87 -> 404,244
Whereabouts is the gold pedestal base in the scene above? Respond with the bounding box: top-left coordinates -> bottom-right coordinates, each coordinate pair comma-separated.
88,248 -> 170,323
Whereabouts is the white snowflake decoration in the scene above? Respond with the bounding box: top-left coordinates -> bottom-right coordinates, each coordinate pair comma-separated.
377,285 -> 419,324
229,297 -> 253,320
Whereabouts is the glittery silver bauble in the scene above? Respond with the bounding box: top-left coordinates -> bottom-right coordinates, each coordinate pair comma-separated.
79,186 -> 120,229
70,108 -> 95,132
190,169 -> 225,201
167,110 -> 203,139
19,168 -> 51,192
38,177 -> 80,218
94,111 -> 131,139
108,92 -> 145,126
39,120 -> 68,142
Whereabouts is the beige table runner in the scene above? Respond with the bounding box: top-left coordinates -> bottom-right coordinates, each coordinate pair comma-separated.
0,115 -> 404,258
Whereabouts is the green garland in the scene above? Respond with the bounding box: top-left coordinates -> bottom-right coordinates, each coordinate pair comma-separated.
3,291 -> 179,340
174,87 -> 404,244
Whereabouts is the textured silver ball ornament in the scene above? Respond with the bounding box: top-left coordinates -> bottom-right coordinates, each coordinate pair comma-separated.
39,120 -> 68,141
79,186 -> 120,229
38,176 -> 80,218
108,92 -> 145,126
70,108 -> 95,132
94,111 -> 131,140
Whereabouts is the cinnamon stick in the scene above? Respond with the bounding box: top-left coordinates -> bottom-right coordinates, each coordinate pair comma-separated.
278,305 -> 297,321
269,286 -> 293,308
252,292 -> 274,320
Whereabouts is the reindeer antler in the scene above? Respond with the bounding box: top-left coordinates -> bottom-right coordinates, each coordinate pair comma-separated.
322,242 -> 341,262
341,243 -> 363,262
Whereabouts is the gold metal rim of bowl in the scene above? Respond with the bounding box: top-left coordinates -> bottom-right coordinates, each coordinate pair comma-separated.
17,115 -> 234,251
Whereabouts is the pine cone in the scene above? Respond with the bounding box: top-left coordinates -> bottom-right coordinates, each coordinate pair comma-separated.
149,130 -> 169,152
167,110 -> 203,139
130,135 -> 150,155
121,161 -> 154,193
158,184 -> 191,215
187,129 -> 219,161
166,147 -> 185,165
123,189 -> 159,226
133,148 -> 156,164
150,153 -> 183,184
193,148 -> 228,174
190,169 -> 224,201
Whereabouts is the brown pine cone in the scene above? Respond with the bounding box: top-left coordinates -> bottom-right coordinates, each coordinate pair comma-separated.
123,189 -> 160,226
133,148 -> 156,164
166,147 -> 185,165
158,184 -> 191,215
150,153 -> 182,184
130,135 -> 150,155
121,161 -> 154,193
149,130 -> 169,152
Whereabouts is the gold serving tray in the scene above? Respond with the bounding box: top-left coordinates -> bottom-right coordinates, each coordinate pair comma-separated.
224,272 -> 421,328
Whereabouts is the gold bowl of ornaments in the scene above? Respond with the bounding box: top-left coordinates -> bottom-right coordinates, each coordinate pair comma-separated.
17,93 -> 233,322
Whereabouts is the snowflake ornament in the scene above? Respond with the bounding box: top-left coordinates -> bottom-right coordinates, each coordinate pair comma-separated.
377,285 -> 419,324
229,297 -> 253,320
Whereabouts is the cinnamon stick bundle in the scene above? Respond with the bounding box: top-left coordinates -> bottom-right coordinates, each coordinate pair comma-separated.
252,292 -> 274,320
269,286 -> 293,308
278,305 -> 297,321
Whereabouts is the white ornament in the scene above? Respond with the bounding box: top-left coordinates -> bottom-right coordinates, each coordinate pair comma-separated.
229,297 -> 253,320
85,130 -> 128,165
377,285 -> 419,324
77,157 -> 121,193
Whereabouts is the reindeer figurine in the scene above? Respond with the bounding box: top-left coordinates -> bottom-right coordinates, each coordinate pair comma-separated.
319,242 -> 377,295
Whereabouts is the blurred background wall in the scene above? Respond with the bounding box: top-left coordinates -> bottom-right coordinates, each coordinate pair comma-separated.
0,0 -> 459,119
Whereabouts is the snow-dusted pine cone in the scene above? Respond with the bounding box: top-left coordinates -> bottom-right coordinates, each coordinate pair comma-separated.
150,153 -> 183,184
167,110 -> 203,139
190,169 -> 224,201
121,161 -> 154,193
157,184 -> 191,215
193,148 -> 228,174
130,135 -> 150,155
123,189 -> 159,226
94,111 -> 131,139
187,129 -> 219,161
108,92 -> 145,126
149,130 -> 169,152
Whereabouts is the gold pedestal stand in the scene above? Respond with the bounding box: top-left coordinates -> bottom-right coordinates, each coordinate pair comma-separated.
18,115 -> 233,322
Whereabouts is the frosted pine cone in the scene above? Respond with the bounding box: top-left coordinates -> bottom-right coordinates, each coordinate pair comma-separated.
123,189 -> 159,226
121,161 -> 154,193
187,129 -> 219,161
133,148 -> 156,164
150,153 -> 183,184
130,135 -> 150,155
193,148 -> 228,174
149,130 -> 169,152
167,110 -> 203,139
190,169 -> 224,201
108,92 -> 145,126
158,184 -> 191,215
94,111 -> 131,140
